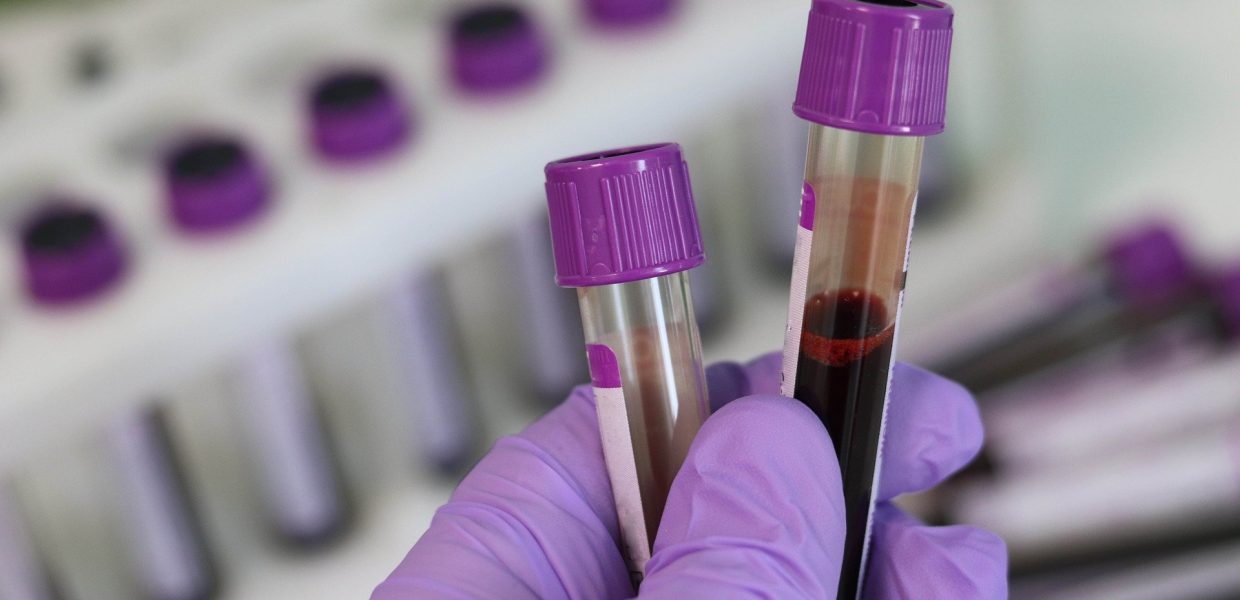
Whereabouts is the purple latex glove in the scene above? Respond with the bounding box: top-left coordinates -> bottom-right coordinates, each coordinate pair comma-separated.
373,353 -> 1007,599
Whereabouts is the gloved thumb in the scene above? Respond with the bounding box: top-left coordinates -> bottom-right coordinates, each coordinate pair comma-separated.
639,395 -> 845,598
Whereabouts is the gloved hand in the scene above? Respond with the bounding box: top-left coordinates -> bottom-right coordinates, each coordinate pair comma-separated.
372,353 -> 1007,599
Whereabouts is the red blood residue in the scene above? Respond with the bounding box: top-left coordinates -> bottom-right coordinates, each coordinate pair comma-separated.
801,325 -> 894,366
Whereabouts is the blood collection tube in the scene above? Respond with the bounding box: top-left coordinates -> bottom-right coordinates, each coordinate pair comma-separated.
956,422 -> 1240,574
306,69 -> 477,473
545,143 -> 710,582
385,271 -> 479,474
779,2 -> 954,598
906,221 -> 1199,393
106,410 -> 218,600
510,215 -> 587,404
447,3 -> 583,405
982,265 -> 1240,473
0,488 -> 59,600
17,202 -> 217,600
163,134 -> 350,546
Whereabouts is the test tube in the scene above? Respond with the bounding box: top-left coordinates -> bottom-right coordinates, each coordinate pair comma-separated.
0,488 -> 59,600
956,422 -> 1240,574
510,214 -> 587,404
779,2 -> 954,598
17,203 -> 217,600
106,410 -> 217,600
163,134 -> 350,546
386,271 -> 479,475
447,3 -> 583,405
545,143 -> 710,582
912,221 -> 1200,393
983,266 -> 1240,472
306,68 -> 477,473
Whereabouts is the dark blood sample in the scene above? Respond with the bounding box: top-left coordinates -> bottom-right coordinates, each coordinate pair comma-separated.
794,288 -> 895,599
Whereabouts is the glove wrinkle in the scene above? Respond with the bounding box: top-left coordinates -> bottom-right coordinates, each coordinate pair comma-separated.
641,396 -> 844,599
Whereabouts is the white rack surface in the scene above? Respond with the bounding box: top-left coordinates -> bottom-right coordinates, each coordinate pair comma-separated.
0,0 -> 806,469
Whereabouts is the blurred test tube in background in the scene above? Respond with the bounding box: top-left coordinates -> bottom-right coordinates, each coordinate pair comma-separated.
304,65 -> 479,474
107,410 -> 217,600
16,202 -> 218,599
162,134 -> 350,546
907,220 -> 1202,393
983,264 -> 1240,473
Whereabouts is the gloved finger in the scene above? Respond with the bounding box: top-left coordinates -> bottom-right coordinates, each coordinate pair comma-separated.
741,352 -> 783,396
641,395 -> 845,598
372,387 -> 631,600
730,352 -> 983,502
876,364 -> 982,501
865,504 -> 1007,600
705,361 -> 752,414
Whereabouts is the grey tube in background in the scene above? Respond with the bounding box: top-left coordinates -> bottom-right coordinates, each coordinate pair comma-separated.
957,423 -> 1240,571
0,488 -> 58,600
232,339 -> 348,546
1012,540 -> 1240,600
510,213 -> 587,404
751,94 -> 809,270
107,409 -> 216,600
388,270 -> 479,475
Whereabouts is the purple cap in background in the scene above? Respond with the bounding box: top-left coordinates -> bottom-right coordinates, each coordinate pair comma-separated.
794,0 -> 954,136
164,135 -> 271,232
545,142 -> 704,287
450,4 -> 549,92
20,203 -> 127,305
585,0 -> 676,28
308,68 -> 412,161
1102,221 -> 1195,308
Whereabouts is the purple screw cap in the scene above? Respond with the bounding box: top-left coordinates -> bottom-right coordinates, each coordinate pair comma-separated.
20,203 -> 127,305
308,68 -> 412,161
545,143 -> 705,288
1102,221 -> 1194,308
585,0 -> 676,27
164,135 -> 271,233
794,0 -> 954,136
450,4 -> 549,92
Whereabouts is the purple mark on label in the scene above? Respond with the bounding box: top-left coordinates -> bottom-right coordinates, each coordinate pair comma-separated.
586,344 -> 622,389
799,182 -> 816,230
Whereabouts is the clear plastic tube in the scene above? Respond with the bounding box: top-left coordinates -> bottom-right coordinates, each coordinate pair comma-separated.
107,408 -> 216,600
985,342 -> 1240,473
957,423 -> 1240,573
388,271 -> 478,475
578,271 -> 709,580
781,125 -> 923,599
232,339 -> 349,546
546,143 -> 710,583
914,222 -> 1202,393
